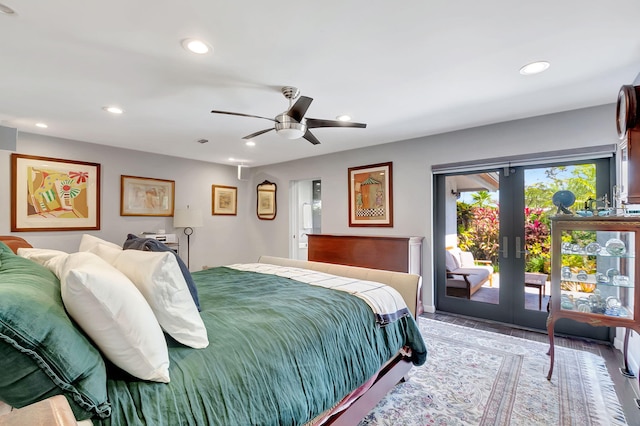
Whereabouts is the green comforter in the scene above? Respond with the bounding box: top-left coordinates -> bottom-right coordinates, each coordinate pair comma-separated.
97,266 -> 427,425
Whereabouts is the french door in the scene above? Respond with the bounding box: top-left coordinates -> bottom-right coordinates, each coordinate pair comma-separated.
435,159 -> 613,339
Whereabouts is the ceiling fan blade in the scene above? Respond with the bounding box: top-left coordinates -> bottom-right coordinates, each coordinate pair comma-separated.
303,129 -> 321,145
242,128 -> 274,139
287,96 -> 313,122
211,110 -> 276,122
305,118 -> 367,129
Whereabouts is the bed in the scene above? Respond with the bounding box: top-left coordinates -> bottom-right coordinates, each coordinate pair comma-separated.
0,235 -> 426,425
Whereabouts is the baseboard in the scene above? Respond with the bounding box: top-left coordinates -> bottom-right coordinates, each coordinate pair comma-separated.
422,304 -> 436,314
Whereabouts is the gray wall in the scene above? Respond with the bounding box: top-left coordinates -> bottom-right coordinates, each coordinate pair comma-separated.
0,132 -> 257,270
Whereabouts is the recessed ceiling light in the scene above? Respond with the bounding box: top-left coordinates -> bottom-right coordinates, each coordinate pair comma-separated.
35,123 -> 48,128
228,157 -> 235,162
103,106 -> 124,114
519,61 -> 550,75
336,115 -> 351,121
245,141 -> 256,147
0,3 -> 17,16
181,38 -> 211,55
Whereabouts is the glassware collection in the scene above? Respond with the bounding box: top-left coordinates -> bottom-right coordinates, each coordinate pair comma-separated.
559,233 -> 634,317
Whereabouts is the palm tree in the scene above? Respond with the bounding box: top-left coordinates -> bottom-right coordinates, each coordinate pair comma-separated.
471,191 -> 496,207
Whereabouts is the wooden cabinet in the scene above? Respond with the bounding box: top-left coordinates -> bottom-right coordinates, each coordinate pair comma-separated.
621,129 -> 640,204
546,216 -> 640,403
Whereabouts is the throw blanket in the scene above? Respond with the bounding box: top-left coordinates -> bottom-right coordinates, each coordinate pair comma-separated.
228,263 -> 411,326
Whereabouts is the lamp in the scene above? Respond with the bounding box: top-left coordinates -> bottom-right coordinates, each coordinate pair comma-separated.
173,206 -> 203,269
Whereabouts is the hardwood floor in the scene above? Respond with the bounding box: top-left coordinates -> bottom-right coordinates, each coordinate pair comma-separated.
420,311 -> 640,425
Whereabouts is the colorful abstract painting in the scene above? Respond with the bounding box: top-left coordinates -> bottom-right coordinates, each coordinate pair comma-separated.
11,154 -> 100,231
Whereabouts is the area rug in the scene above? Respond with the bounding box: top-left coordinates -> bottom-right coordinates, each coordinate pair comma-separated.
360,318 -> 628,426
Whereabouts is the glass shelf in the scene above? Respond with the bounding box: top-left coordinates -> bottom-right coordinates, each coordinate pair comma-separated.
560,276 -> 635,288
561,249 -> 635,258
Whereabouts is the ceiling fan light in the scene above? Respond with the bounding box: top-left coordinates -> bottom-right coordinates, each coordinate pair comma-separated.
278,128 -> 305,139
275,121 -> 306,139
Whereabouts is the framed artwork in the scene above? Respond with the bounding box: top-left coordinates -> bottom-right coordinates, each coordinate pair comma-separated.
257,180 -> 277,220
348,161 -> 393,227
212,184 -> 237,215
11,153 -> 101,231
120,175 -> 175,217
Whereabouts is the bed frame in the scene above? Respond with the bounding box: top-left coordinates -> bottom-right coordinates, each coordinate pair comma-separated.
1,236 -> 423,426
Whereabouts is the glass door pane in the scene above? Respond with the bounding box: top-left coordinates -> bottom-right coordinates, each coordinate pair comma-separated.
522,165 -> 596,312
444,172 -> 499,305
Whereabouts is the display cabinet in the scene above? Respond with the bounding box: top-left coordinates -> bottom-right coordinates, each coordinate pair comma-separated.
546,216 -> 640,398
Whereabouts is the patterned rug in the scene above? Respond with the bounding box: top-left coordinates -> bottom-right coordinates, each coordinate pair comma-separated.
360,318 -> 628,425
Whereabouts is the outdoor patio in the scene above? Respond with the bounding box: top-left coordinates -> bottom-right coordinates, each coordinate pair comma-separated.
466,273 -> 551,312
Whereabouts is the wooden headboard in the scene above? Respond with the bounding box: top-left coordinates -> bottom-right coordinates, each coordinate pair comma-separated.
307,234 -> 423,273
0,236 -> 33,254
307,234 -> 424,314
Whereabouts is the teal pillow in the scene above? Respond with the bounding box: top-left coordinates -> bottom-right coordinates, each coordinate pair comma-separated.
0,242 -> 110,420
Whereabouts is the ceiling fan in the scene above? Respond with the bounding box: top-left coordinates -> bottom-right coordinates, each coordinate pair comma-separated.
210,86 -> 367,145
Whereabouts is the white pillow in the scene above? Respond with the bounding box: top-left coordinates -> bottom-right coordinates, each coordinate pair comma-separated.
17,248 -> 67,266
78,234 -> 122,252
56,252 -> 170,383
87,242 -> 122,264
92,245 -> 209,349
43,251 -> 72,277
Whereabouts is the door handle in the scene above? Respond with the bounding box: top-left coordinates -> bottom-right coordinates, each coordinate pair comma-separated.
499,236 -> 508,258
515,236 -> 528,259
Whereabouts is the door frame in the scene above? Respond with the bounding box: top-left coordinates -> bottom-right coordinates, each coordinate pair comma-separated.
434,157 -> 615,339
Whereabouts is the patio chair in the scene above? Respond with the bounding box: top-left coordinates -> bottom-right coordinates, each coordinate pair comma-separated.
445,247 -> 494,299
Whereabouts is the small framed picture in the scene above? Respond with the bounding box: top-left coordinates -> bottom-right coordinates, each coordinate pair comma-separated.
212,184 -> 238,216
11,153 -> 101,231
120,175 -> 175,217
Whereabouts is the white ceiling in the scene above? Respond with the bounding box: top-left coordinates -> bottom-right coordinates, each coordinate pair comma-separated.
1,1 -> 639,167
